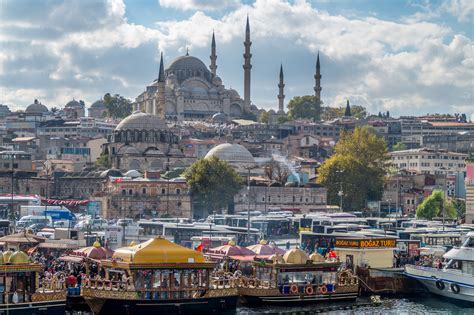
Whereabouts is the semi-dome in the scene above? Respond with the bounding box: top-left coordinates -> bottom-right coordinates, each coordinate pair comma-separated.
8,251 -> 29,264
99,169 -> 123,178
205,143 -> 255,164
283,248 -> 310,264
115,111 -> 168,131
25,99 -> 48,114
90,99 -> 105,109
66,99 -> 82,108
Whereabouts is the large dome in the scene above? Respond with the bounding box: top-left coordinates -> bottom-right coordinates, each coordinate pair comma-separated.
115,111 -> 168,131
25,99 -> 48,114
90,99 -> 105,109
205,143 -> 255,163
167,55 -> 210,74
66,99 -> 82,108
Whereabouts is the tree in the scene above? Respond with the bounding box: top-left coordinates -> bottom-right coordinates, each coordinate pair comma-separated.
452,198 -> 466,219
103,93 -> 133,119
320,105 -> 367,120
259,111 -> 269,124
50,107 -> 59,114
95,152 -> 111,169
264,159 -> 289,185
241,111 -> 257,121
184,156 -> 244,216
317,126 -> 389,211
344,100 -> 351,117
391,142 -> 407,151
287,95 -> 321,121
416,190 -> 457,220
277,115 -> 291,124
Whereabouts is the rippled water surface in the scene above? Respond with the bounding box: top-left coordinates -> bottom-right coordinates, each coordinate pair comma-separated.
236,297 -> 474,314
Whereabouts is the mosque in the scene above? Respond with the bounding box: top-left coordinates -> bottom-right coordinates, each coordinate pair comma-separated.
134,17 -> 322,122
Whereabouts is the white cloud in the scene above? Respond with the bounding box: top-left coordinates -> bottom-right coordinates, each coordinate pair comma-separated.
159,0 -> 240,11
442,0 -> 474,22
0,0 -> 472,117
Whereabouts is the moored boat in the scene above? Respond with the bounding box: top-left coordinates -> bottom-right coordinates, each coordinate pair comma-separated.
405,231 -> 474,304
80,236 -> 239,314
0,250 -> 66,315
237,248 -> 359,305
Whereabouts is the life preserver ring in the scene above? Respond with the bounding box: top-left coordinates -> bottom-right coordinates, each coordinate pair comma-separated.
435,280 -> 445,290
320,285 -> 328,294
451,283 -> 460,294
305,285 -> 314,295
290,284 -> 298,294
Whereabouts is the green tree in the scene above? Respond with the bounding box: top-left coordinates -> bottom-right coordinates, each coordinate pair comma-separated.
317,126 -> 389,210
287,95 -> 321,121
184,156 -> 244,217
241,111 -> 257,121
416,190 -> 457,220
452,198 -> 466,219
259,111 -> 269,124
320,105 -> 367,120
277,115 -> 291,124
391,142 -> 407,151
95,152 -> 111,169
103,93 -> 133,119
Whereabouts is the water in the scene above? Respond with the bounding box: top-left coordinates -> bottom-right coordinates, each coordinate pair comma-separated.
235,297 -> 474,314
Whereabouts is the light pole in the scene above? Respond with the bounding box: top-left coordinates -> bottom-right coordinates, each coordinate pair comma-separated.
336,169 -> 344,211
439,166 -> 451,232
10,152 -> 15,223
245,165 -> 257,244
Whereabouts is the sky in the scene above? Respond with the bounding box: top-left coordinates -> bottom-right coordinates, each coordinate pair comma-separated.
0,0 -> 472,117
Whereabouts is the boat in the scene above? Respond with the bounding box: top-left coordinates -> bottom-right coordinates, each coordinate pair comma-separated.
237,248 -> 359,305
404,231 -> 474,304
80,236 -> 239,314
0,250 -> 66,315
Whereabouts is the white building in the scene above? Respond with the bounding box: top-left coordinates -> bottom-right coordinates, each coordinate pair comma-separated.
389,148 -> 467,175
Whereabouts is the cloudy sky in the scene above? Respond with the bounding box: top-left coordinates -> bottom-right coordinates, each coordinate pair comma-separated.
0,0 -> 472,117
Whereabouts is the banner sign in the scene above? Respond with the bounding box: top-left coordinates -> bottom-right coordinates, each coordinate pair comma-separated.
335,238 -> 396,249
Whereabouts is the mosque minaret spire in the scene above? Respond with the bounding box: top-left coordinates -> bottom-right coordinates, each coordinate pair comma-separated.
243,15 -> 252,110
314,51 -> 322,101
210,30 -> 217,77
278,63 -> 285,113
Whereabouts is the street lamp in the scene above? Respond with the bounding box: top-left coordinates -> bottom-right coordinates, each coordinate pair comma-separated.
439,166 -> 451,232
336,169 -> 344,211
245,165 -> 257,244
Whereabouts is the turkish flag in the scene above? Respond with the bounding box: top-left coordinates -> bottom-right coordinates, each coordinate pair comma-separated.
196,244 -> 203,252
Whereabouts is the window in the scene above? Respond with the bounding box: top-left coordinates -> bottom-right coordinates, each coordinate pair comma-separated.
161,188 -> 166,194
121,189 -> 126,196
176,189 -> 181,195
142,188 -> 147,194
129,189 -> 133,195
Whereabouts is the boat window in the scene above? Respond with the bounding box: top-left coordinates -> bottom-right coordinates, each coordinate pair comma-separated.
462,237 -> 474,248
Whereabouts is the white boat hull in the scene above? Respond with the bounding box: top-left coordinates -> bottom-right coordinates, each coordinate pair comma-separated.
405,265 -> 474,304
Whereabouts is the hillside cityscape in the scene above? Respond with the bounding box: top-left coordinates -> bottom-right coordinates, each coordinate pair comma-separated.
0,1 -> 473,314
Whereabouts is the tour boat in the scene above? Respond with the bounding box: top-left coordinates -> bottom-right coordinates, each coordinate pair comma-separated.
404,231 -> 474,304
0,250 -> 66,315
80,237 -> 239,314
237,248 -> 359,305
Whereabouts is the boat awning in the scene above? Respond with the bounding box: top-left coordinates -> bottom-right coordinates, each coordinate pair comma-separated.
38,242 -> 81,249
443,248 -> 473,261
228,255 -> 256,261
59,256 -> 84,263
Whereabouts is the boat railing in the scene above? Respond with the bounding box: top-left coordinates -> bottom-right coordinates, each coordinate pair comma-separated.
82,279 -> 211,298
38,277 -> 67,293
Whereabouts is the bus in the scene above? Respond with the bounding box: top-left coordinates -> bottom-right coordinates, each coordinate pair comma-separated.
0,195 -> 40,218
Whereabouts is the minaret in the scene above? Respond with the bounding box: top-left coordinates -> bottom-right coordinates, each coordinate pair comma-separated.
156,52 -> 166,118
278,63 -> 285,113
243,15 -> 252,110
314,52 -> 322,101
210,31 -> 217,77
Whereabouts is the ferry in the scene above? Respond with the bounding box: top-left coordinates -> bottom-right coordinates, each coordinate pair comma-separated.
237,248 -> 359,305
80,236 -> 239,314
0,250 -> 66,315
405,231 -> 474,304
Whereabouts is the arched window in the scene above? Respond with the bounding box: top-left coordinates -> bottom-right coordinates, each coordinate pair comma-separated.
129,189 -> 133,195
176,189 -> 181,195
142,188 -> 147,195
121,189 -> 126,196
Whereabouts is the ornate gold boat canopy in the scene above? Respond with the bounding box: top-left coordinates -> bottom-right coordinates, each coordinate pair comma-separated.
103,237 -> 214,269
0,250 -> 41,273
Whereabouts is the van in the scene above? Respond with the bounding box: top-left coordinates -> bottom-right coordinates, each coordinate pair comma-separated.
16,215 -> 51,229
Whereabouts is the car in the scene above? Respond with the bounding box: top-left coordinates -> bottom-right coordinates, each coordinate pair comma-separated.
28,223 -> 48,233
